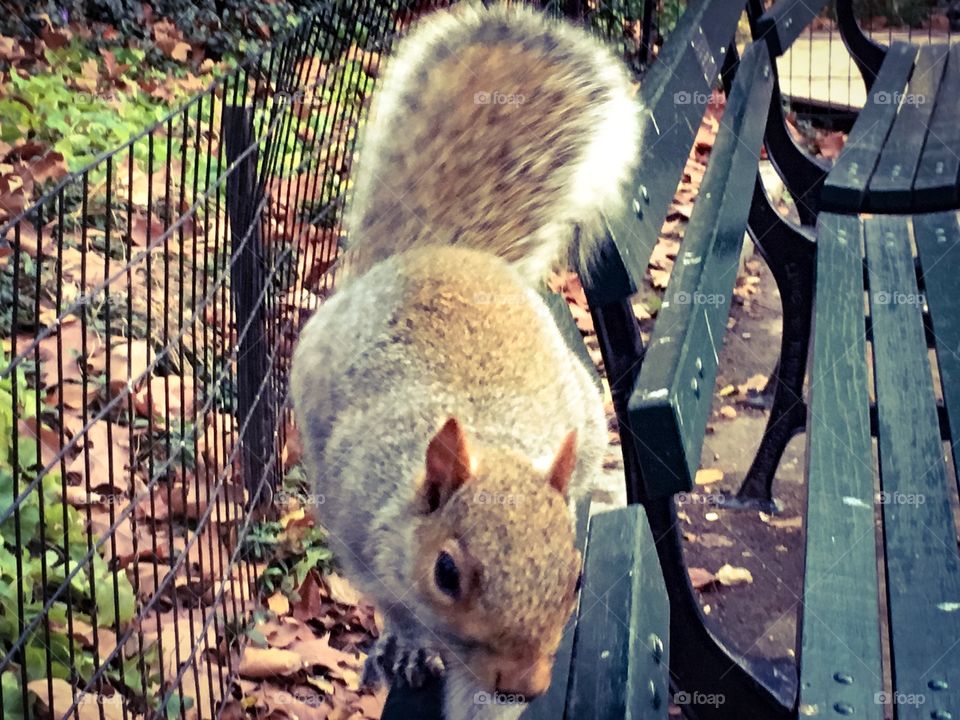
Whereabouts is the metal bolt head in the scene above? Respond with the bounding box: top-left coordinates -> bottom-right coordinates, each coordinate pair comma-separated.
647,680 -> 660,709
931,711 -> 952,720
690,378 -> 700,393
640,184 -> 649,202
929,678 -> 949,691
633,198 -> 642,215
832,701 -> 854,716
833,672 -> 853,685
649,634 -> 664,664
695,357 -> 703,374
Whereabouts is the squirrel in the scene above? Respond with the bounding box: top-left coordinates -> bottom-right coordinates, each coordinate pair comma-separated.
290,3 -> 640,719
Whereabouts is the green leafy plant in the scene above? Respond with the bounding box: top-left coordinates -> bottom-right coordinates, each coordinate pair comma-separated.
0,352 -> 136,692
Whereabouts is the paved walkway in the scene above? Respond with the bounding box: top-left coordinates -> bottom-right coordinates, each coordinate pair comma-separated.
780,30 -> 954,110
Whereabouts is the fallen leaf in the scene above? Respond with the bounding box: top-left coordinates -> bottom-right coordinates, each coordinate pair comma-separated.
767,515 -> 802,530
688,567 -> 716,590
738,373 -> 768,395
239,647 -> 303,678
268,592 -> 290,615
325,573 -> 364,606
715,564 -> 753,586
718,405 -> 737,419
698,532 -> 734,549
695,468 -> 723,486
27,678 -> 124,720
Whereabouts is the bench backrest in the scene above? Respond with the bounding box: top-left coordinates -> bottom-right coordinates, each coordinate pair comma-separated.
628,43 -> 774,498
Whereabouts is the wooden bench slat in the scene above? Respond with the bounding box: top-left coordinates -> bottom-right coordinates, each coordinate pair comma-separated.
629,42 -> 773,498
565,505 -> 669,720
867,44 -> 949,211
914,211 -> 960,480
800,213 -> 884,719
756,0 -> 830,58
913,45 -> 960,212
864,215 -> 960,717
540,289 -> 602,391
588,0 -> 745,304
822,43 -> 917,212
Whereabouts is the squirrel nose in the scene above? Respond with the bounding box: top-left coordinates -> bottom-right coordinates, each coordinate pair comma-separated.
494,656 -> 553,700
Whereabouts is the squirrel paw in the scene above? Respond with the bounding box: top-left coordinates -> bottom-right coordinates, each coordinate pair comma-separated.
362,633 -> 445,689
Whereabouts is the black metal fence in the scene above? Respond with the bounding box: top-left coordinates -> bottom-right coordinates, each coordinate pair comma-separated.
0,1 -> 953,720
0,3 -> 418,719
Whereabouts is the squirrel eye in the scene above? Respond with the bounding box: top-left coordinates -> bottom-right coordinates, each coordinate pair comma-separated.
434,551 -> 461,599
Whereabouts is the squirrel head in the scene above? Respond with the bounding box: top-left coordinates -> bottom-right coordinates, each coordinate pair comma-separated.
410,417 -> 581,700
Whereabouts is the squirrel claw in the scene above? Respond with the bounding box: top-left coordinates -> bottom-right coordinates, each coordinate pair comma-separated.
395,647 -> 445,688
364,633 -> 444,689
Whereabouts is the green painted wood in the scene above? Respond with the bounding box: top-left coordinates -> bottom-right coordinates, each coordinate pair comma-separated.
755,0 -> 830,57
628,41 -> 773,498
800,213 -> 883,719
867,44 -> 948,211
522,498 -> 592,720
540,288 -> 601,390
565,505 -> 669,720
914,211 -> 960,489
822,43 -> 917,212
914,45 -> 960,211
588,0 -> 747,304
864,215 -> 960,720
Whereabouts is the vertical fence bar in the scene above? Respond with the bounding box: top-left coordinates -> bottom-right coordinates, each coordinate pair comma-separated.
223,106 -> 275,506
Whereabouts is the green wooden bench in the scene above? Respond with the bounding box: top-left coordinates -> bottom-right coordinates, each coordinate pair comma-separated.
626,1 -> 960,718
374,1 -> 960,718
381,0 -> 784,716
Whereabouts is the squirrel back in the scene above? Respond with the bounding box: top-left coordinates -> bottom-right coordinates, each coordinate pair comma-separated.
292,5 -> 637,716
344,2 -> 640,283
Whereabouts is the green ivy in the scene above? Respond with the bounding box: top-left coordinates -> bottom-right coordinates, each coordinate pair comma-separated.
0,352 -> 136,693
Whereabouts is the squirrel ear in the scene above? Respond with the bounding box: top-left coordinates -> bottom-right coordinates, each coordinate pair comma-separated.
420,417 -> 474,513
545,430 -> 577,498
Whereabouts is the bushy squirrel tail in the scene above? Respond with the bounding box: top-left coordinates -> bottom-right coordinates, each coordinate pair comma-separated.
342,2 -> 641,286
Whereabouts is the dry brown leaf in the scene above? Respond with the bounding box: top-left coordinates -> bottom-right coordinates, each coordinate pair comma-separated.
28,678 -> 124,720
688,567 -> 716,590
239,647 -> 303,678
767,515 -> 802,531
29,151 -> 68,185
695,468 -> 723,486
649,267 -> 671,289
268,592 -> 291,616
715,564 -> 753,586
738,373 -> 768,395
698,533 -> 734,549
